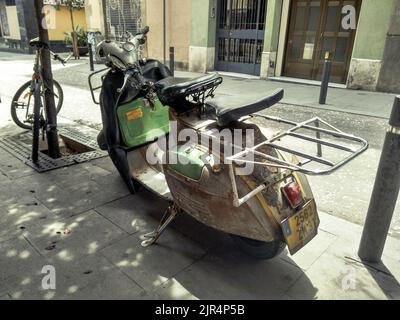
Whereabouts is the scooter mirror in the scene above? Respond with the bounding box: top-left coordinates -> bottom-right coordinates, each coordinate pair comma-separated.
139,26 -> 150,35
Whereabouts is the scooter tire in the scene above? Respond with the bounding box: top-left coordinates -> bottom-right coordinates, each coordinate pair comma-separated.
97,130 -> 108,151
231,235 -> 286,260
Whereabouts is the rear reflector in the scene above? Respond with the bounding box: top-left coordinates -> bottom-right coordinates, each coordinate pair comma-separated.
282,181 -> 303,208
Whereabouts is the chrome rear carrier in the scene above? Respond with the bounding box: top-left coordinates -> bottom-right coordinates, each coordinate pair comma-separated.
227,115 -> 369,207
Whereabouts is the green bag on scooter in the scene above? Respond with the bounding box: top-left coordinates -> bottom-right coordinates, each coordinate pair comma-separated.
117,97 -> 169,148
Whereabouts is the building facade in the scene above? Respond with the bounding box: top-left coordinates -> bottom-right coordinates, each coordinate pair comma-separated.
185,0 -> 399,93
1,0 -> 397,93
0,0 -> 87,53
134,0 -> 398,93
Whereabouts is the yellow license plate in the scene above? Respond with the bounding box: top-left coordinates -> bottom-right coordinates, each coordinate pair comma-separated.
281,200 -> 320,255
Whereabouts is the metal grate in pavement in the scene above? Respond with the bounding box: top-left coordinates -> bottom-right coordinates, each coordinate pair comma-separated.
0,126 -> 107,173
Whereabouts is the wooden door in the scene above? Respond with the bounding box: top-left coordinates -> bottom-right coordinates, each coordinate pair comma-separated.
284,0 -> 360,83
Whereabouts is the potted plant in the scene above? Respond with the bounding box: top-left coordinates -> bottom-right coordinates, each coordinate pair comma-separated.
64,26 -> 88,56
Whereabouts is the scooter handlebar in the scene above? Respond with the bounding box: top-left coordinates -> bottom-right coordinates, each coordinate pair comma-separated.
52,51 -> 73,65
119,67 -> 151,94
137,26 -> 150,36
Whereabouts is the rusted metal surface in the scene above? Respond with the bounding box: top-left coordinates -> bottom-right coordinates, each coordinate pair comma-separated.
161,112 -> 314,242
125,110 -> 316,243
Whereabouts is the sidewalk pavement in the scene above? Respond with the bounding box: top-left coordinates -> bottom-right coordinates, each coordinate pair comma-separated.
0,136 -> 399,300
0,101 -> 399,300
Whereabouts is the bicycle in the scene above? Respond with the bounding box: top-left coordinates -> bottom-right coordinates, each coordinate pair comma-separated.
11,37 -> 72,163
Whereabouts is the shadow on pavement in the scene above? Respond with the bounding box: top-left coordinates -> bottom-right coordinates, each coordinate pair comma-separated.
363,261 -> 400,300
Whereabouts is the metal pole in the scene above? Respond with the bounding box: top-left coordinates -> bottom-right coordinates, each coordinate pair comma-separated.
101,0 -> 109,40
163,0 -> 166,64
88,42 -> 94,71
33,0 -> 60,159
169,47 -> 174,76
358,96 -> 400,263
68,2 -> 80,60
315,119 -> 322,157
319,51 -> 332,105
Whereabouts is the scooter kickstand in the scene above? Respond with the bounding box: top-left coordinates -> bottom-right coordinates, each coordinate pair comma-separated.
141,205 -> 179,247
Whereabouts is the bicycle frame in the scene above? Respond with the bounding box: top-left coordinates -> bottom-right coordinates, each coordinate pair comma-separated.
24,49 -> 44,122
28,48 -> 69,125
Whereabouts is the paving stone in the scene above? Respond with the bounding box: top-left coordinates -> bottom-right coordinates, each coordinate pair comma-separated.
32,177 -> 127,217
158,240 -> 304,300
153,278 -> 198,300
0,180 -> 37,205
91,173 -> 132,197
0,237 -> 49,297
46,163 -> 111,189
319,211 -> 400,280
0,152 -> 35,180
6,254 -> 152,300
32,182 -> 95,216
171,213 -> 234,252
95,191 -> 169,235
325,237 -> 400,299
285,247 -> 400,300
318,211 -> 364,240
281,229 -> 338,271
91,157 -> 118,174
380,255 -> 400,288
100,230 -> 206,292
55,254 -> 152,300
23,210 -> 127,262
0,171 -> 11,184
0,200 -> 54,243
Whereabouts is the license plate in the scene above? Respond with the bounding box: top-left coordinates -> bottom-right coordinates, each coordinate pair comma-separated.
281,200 -> 320,255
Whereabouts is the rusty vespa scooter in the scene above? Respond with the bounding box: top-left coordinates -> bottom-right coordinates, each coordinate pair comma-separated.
89,27 -> 368,260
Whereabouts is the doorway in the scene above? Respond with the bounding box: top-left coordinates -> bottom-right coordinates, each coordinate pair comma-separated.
216,0 -> 267,76
283,0 -> 361,84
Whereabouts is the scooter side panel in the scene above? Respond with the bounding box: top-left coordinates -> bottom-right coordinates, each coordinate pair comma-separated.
164,164 -> 279,242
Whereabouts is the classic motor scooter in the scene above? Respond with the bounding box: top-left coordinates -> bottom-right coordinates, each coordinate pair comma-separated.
89,27 -> 368,260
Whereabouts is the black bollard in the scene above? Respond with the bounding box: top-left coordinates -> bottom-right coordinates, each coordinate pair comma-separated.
319,52 -> 332,105
169,47 -> 175,77
358,96 -> 400,263
88,43 -> 94,72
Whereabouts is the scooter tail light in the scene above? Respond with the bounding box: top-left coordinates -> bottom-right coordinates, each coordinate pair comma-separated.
282,181 -> 303,209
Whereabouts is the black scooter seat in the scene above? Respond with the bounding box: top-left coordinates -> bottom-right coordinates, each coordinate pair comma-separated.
29,37 -> 49,49
155,73 -> 223,106
205,88 -> 284,126
155,72 -> 283,127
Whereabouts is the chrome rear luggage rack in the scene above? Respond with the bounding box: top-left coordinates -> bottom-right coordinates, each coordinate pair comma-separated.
227,115 -> 368,207
228,115 -> 368,176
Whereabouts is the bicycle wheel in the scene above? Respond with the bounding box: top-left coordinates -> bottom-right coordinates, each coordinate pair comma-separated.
11,80 -> 64,130
31,82 -> 41,164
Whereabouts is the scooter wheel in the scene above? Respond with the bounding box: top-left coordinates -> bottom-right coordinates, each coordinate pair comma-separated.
231,235 -> 286,260
97,130 -> 108,151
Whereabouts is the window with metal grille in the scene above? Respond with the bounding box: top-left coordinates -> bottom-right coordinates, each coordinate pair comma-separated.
104,0 -> 142,41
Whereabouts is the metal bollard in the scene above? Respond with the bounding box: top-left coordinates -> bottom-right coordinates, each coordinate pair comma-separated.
88,44 -> 94,72
169,47 -> 175,77
319,52 -> 332,105
358,96 -> 400,263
